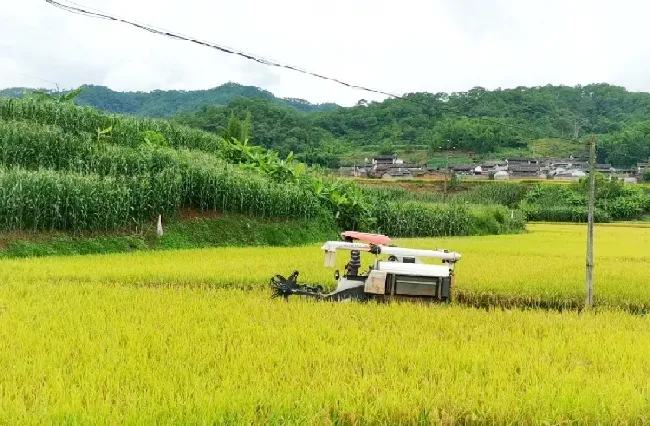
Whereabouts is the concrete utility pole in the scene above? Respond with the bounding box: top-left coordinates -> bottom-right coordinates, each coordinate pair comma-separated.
441,142 -> 455,201
585,134 -> 596,308
444,153 -> 449,200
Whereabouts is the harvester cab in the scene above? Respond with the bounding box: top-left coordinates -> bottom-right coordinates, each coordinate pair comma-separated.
270,231 -> 461,303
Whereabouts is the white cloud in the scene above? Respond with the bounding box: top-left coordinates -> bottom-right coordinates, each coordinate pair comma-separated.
1,0 -> 650,105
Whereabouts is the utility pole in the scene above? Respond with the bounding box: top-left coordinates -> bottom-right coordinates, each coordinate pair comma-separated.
585,134 -> 596,308
444,153 -> 449,200
442,142 -> 454,201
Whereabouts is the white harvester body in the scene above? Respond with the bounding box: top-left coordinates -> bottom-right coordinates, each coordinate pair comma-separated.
271,231 -> 462,303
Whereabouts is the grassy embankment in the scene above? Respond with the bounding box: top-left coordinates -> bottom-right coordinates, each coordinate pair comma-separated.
0,213 -> 336,258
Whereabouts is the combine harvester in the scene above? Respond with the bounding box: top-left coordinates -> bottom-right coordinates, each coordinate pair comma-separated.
270,231 -> 461,303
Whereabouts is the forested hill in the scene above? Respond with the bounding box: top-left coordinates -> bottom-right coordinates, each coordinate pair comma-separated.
3,82 -> 650,167
172,83 -> 650,167
0,83 -> 339,116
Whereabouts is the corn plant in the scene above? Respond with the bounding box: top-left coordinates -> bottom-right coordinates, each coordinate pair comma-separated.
0,167 -> 131,232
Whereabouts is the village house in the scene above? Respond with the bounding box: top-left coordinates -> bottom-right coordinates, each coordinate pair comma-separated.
371,155 -> 402,166
506,158 -> 541,166
451,164 -> 476,175
508,164 -> 541,177
363,155 -> 426,179
370,163 -> 413,179
543,158 -> 587,170
551,169 -> 586,181
380,168 -> 413,179
615,168 -> 638,176
637,161 -> 650,175
420,167 -> 447,179
481,161 -> 508,172
595,164 -> 615,174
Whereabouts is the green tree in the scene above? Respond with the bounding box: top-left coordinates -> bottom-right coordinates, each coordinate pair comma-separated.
378,141 -> 396,156
577,172 -> 623,199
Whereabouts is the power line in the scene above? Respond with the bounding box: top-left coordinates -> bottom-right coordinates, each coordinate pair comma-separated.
0,68 -> 61,89
61,0 -> 292,69
44,0 -> 582,145
44,0 -> 402,100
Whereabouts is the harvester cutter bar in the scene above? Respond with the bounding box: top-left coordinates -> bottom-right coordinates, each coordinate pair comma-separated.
270,271 -> 326,300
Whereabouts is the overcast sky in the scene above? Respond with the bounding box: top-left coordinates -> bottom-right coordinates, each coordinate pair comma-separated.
1,0 -> 648,106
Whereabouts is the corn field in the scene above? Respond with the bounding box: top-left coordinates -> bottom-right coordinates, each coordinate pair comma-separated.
0,119 -> 323,231
0,99 -> 527,236
0,98 -> 222,153
362,182 -> 530,208
0,168 -> 131,231
452,182 -> 530,207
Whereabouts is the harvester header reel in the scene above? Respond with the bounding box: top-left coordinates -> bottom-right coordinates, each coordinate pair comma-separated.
270,231 -> 462,303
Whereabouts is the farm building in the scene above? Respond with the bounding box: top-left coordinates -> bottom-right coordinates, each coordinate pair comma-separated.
371,155 -> 403,166
543,158 -> 588,170
380,167 -> 413,180
452,165 -> 477,175
482,161 -> 508,172
493,170 -> 509,180
509,164 -> 541,177
595,164 -> 615,173
552,170 -> 586,180
506,158 -> 540,166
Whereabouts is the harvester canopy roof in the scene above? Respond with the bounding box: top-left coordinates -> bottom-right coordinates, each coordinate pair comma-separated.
340,231 -> 392,245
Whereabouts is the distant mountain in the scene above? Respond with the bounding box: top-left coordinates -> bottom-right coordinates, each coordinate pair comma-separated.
0,82 -> 339,117
4,82 -> 650,168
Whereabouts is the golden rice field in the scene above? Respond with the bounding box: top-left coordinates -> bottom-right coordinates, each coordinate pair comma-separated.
4,223 -> 650,310
2,223 -> 650,424
2,284 -> 650,424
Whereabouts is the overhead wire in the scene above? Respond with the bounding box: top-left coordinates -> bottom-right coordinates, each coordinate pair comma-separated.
44,0 -> 401,98
44,0 -> 583,144
0,68 -> 61,89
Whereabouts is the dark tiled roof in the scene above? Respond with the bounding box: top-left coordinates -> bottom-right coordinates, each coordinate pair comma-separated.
483,161 -> 507,167
507,158 -> 539,163
382,170 -> 412,177
509,165 -> 540,173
